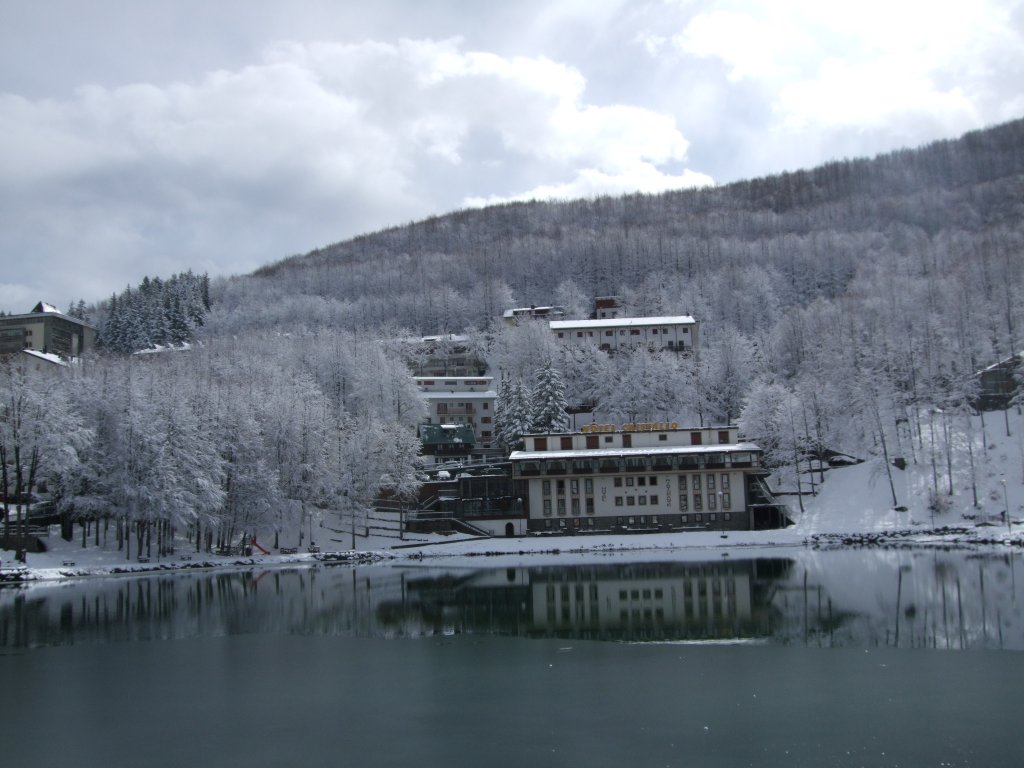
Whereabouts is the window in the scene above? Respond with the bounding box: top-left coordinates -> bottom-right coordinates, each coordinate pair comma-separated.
626,496 -> 636,506
544,519 -> 552,529
437,403 -> 448,413
570,479 -> 579,495
659,434 -> 667,441
630,329 -> 640,335
586,498 -> 595,514
481,416 -> 491,424
604,435 -> 614,443
482,402 -> 489,410
678,476 -> 687,491
535,437 -> 548,451
722,475 -> 730,490
679,495 -> 688,511
615,496 -> 623,506
638,496 -> 647,506
707,475 -> 716,490
694,494 -> 703,510
718,430 -> 729,444
692,474 -> 700,488
605,330 -> 614,337
652,328 -> 659,334
614,477 -> 623,487
556,479 -> 565,493
584,479 -> 593,494
650,495 -> 659,505
576,331 -> 583,338
722,493 -> 731,509
638,476 -> 646,486
571,498 -> 580,515
557,332 -> 564,339
543,499 -> 552,516
557,499 -> 566,515
694,514 -> 702,522
561,436 -> 573,450
690,432 -> 702,445
708,513 -> 716,522
681,514 -> 688,523
649,476 -> 657,486
723,512 -> 731,521
542,480 -> 551,495
626,477 -> 634,487
708,494 -> 716,510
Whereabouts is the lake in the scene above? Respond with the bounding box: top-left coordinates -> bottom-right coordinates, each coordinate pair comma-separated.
2,547 -> 1022,767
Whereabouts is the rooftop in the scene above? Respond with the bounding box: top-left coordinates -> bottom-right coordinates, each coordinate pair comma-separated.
550,315 -> 696,330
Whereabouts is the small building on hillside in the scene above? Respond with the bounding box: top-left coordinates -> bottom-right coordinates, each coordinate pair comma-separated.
0,302 -> 96,359
511,423 -> 785,534
503,305 -> 565,326
549,315 -> 699,355
416,376 -> 497,449
593,296 -> 623,319
974,353 -> 1021,411
400,334 -> 487,377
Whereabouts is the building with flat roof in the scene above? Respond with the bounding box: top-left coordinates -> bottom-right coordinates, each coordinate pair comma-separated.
0,302 -> 96,359
549,315 -> 698,355
511,423 -> 783,534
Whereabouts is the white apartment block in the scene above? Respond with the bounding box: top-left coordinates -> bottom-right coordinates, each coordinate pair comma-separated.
549,315 -> 699,354
415,376 -> 497,448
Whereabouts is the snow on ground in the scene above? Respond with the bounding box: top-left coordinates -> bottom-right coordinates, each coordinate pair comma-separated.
5,408 -> 1024,582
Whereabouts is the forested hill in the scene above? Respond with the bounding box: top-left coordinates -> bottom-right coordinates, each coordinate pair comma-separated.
213,116 -> 1024,354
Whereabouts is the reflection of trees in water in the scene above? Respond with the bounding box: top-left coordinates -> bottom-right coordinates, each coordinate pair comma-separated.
774,550 -> 1024,650
1,551 -> 1021,649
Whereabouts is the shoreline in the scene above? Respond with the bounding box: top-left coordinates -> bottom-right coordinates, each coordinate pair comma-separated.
4,524 -> 1022,585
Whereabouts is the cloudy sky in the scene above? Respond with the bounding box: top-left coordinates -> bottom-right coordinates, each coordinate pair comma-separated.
2,0 -> 1022,310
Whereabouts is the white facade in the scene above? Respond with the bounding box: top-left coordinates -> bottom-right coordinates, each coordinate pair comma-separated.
549,315 -> 698,354
503,305 -> 565,326
511,424 -> 762,533
415,376 -> 497,447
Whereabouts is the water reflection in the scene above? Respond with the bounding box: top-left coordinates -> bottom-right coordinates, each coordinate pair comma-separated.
1,549 -> 1021,650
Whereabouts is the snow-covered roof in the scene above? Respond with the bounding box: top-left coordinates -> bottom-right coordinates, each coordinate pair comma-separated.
503,305 -> 563,318
549,315 -> 697,330
510,442 -> 761,461
33,301 -> 62,314
19,349 -> 68,366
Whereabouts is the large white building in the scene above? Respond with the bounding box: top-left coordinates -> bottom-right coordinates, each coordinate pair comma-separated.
549,315 -> 698,354
415,376 -> 497,448
511,423 -> 771,534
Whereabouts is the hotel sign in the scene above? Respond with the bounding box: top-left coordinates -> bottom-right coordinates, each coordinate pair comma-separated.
581,421 -> 680,434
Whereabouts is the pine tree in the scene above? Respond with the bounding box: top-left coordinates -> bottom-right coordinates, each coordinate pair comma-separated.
531,359 -> 569,433
497,377 -> 534,451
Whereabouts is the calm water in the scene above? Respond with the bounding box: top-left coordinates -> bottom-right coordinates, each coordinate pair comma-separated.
2,548 -> 1022,767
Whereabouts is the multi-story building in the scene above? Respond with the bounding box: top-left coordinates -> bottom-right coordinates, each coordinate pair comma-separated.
511,423 -> 777,534
549,315 -> 698,355
0,302 -> 96,359
415,376 -> 497,449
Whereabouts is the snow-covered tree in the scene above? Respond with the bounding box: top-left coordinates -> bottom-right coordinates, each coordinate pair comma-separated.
531,359 -> 569,433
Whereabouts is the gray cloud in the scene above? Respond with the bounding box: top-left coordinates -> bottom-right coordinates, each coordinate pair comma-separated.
0,1 -> 1021,309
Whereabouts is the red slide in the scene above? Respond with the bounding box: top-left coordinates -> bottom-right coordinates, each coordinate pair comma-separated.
250,536 -> 270,555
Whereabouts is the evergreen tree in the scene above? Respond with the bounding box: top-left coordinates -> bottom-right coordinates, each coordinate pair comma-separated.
531,359 -> 569,433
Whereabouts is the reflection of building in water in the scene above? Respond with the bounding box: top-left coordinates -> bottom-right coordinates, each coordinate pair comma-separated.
392,559 -> 793,643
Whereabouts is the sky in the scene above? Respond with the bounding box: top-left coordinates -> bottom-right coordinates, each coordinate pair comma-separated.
2,0 -> 1022,311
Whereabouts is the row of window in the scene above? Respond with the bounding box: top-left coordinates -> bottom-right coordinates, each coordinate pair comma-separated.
543,473 -> 731,494
556,327 -> 691,338
542,497 -> 597,516
537,512 -> 731,530
679,493 -> 731,512
614,495 -> 660,507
